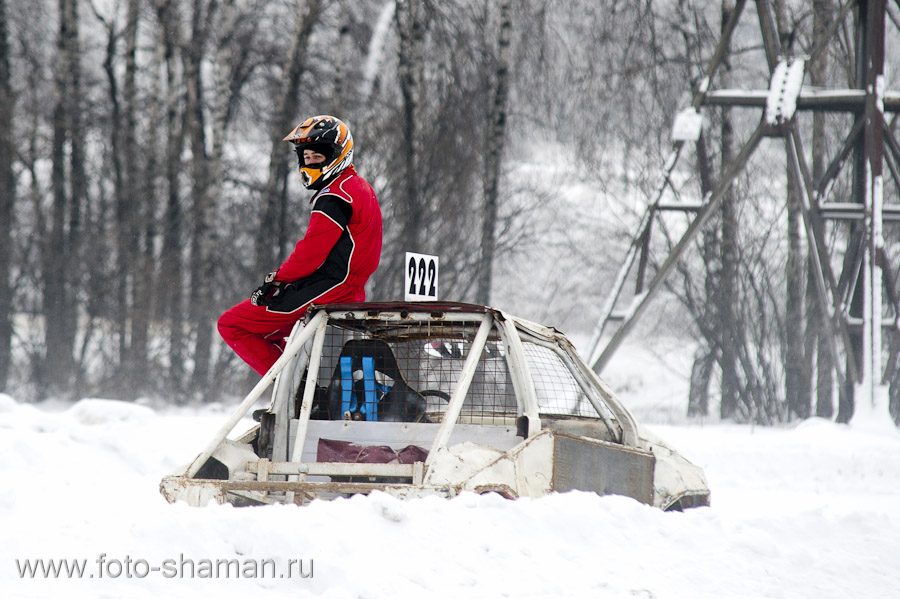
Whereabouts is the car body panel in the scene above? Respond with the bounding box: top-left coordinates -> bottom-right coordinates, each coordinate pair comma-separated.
161,302 -> 710,510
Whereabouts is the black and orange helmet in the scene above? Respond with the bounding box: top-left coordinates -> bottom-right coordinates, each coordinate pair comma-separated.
283,115 -> 354,189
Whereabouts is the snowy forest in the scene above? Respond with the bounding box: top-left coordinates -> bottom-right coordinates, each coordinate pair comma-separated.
0,0 -> 898,427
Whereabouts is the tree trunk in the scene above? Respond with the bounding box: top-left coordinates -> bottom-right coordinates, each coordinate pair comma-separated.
476,0 -> 512,306
44,0 -> 85,395
185,0 -> 217,397
688,348 -> 716,417
255,0 -> 322,277
206,0 -> 236,398
0,0 -> 13,390
124,0 -> 149,395
718,125 -> 740,418
68,0 -> 89,391
44,0 -> 68,389
333,0 -> 353,117
156,0 -> 186,395
94,5 -> 130,381
687,126 -> 716,417
394,0 -> 427,269
718,0 -> 740,419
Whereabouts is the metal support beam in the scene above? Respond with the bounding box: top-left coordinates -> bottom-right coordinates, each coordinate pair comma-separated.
588,0 -> 899,424
592,124 -> 766,374
860,0 -> 887,398
584,0 -> 750,365
786,128 -> 854,389
703,89 -> 900,112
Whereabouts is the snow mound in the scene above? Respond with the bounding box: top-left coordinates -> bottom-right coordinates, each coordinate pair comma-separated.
66,398 -> 156,425
2,400 -> 899,598
0,393 -> 17,413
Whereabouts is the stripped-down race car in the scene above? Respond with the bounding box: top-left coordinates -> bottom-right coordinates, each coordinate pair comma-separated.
160,302 -> 710,510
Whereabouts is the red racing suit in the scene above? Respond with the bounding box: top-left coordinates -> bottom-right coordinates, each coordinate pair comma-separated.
218,165 -> 382,375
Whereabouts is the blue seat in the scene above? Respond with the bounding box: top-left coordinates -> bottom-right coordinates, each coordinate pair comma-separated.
325,339 -> 426,423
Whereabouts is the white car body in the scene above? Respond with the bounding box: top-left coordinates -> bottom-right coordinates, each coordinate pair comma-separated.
161,303 -> 710,510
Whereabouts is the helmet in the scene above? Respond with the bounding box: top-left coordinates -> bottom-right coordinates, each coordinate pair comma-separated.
283,115 -> 354,190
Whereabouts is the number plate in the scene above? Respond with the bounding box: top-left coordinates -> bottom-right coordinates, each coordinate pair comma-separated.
404,252 -> 439,301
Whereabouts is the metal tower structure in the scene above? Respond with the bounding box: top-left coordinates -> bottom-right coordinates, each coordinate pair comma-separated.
585,0 -> 899,419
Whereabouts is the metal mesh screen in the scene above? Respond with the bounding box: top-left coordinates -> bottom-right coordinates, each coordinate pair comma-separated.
305,320 -> 518,424
521,342 -> 601,418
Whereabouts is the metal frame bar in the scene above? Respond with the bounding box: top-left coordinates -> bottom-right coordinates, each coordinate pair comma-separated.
516,330 -> 625,443
786,128 -> 855,387
288,312 -> 330,463
184,310 -> 327,478
861,0 -> 888,390
426,313 -> 495,464
496,316 -> 542,437
882,257 -> 900,377
815,115 -> 865,201
271,322 -> 309,463
703,89 -> 900,112
248,460 -> 422,480
818,204 -> 900,220
326,309 -> 490,323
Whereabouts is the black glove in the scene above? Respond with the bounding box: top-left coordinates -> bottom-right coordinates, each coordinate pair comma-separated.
250,271 -> 282,306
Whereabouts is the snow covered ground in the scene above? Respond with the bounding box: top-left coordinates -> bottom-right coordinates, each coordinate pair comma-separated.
2,380 -> 899,598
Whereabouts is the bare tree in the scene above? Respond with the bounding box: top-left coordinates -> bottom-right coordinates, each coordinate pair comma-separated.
2,0 -> 875,416
333,0 -> 353,117
717,2 -> 741,420
44,0 -> 88,395
134,0 -> 166,396
184,0 -> 217,396
688,0 -> 742,420
123,0 -> 151,394
367,0 -> 499,301
0,0 -> 13,390
476,0 -> 512,305
393,0 -> 427,269
155,0 -> 187,394
90,0 -> 134,393
254,0 -> 323,277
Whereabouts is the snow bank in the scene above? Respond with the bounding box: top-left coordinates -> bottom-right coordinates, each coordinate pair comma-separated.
1,396 -> 898,599
66,398 -> 156,426
0,392 -> 16,413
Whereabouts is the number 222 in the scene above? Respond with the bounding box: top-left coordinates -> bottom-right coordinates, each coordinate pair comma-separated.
408,257 -> 437,297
